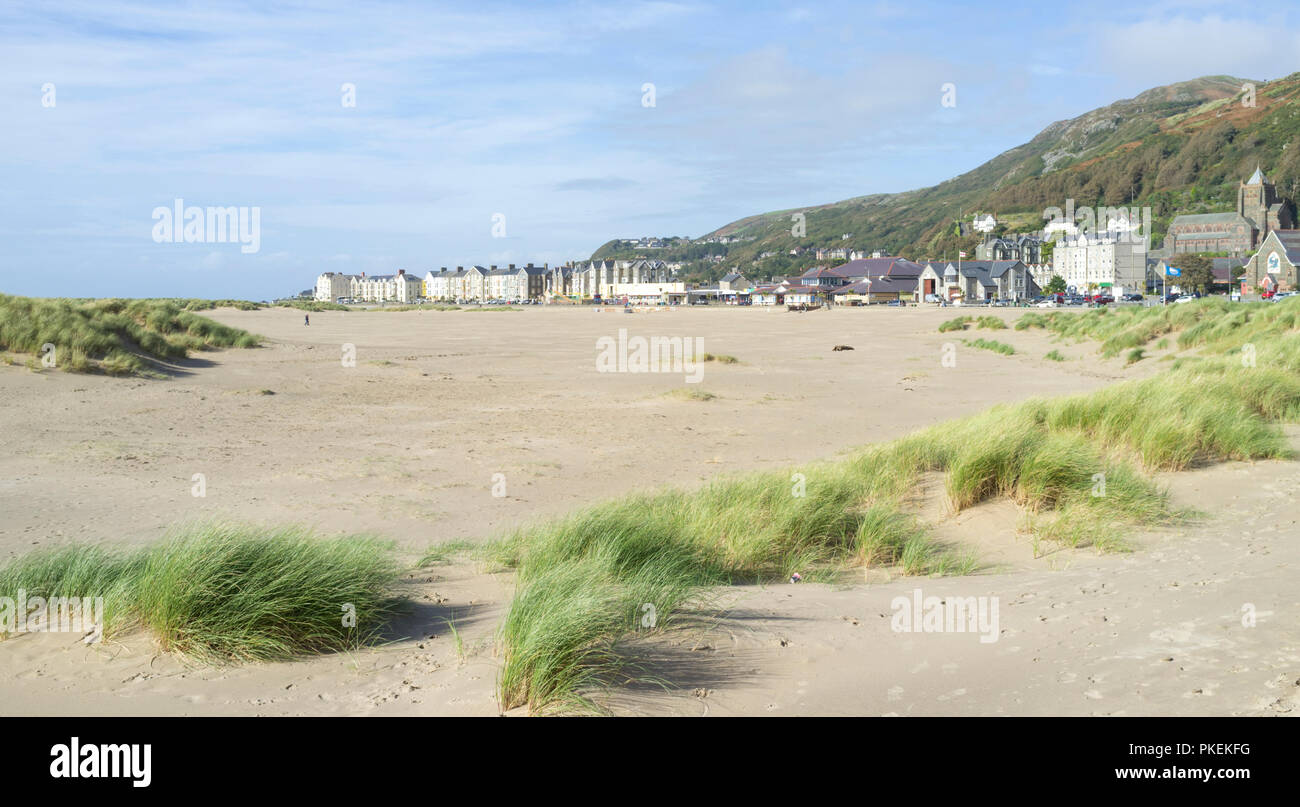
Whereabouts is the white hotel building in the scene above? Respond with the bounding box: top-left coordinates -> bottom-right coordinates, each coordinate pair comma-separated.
314,270 -> 422,302
1052,232 -> 1148,295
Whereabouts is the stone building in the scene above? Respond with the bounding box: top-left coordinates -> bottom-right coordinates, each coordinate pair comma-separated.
1242,229 -> 1300,293
1052,232 -> 1148,295
1164,167 -> 1294,256
315,271 -> 355,302
975,234 -> 1045,264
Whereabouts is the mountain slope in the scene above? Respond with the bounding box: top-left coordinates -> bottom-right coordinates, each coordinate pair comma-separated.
593,73 -> 1300,280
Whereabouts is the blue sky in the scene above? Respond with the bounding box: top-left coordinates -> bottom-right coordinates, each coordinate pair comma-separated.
2,0 -> 1298,299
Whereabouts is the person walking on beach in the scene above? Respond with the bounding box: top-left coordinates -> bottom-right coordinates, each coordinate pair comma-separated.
304,314 -> 310,326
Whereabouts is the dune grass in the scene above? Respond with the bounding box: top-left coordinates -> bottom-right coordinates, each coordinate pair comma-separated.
492,472 -> 974,712
963,337 -> 1016,355
1015,296 -> 1300,358
171,298 -> 265,311
495,308 -> 1300,711
0,524 -> 402,661
0,295 -> 260,377
1045,349 -> 1066,361
939,315 -> 1006,333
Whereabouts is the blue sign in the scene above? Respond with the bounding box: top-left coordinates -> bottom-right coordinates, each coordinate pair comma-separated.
1165,265 -> 1182,277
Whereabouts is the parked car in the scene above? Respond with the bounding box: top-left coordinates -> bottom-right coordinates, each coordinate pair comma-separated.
1121,293 -> 1144,302
1035,299 -> 1059,308
1092,294 -> 1114,305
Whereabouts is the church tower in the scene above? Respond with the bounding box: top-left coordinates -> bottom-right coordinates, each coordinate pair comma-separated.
1238,166 -> 1288,249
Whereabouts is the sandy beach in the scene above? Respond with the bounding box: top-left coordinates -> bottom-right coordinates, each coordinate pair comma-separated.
1,305 -> 1296,716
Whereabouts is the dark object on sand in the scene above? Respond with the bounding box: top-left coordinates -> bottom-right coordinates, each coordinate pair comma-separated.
832,344 -> 854,351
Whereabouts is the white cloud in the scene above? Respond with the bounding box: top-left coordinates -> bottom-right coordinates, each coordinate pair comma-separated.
1092,15 -> 1300,86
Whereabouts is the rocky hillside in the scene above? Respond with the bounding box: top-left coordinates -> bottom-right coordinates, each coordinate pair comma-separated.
593,73 -> 1300,281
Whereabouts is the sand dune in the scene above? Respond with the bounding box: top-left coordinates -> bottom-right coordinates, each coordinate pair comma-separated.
1,305 -> 1294,715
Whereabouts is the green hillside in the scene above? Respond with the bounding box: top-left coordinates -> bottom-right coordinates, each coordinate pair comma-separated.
592,73 -> 1300,281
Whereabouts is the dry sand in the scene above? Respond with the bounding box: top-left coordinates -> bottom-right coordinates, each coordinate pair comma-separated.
1,305 -> 1296,715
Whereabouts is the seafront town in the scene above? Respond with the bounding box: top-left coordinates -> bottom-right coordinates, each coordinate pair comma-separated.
312,169 -> 1299,308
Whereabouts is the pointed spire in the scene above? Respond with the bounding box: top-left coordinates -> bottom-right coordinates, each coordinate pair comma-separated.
1247,165 -> 1267,185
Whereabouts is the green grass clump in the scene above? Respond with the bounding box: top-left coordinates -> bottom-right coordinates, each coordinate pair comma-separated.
1014,312 -> 1050,331
1045,349 -> 1066,361
0,524 -> 401,661
499,553 -> 704,713
938,315 -> 972,332
964,338 -> 1015,355
0,295 -> 260,377
976,315 -> 1008,330
1126,348 -> 1146,365
493,463 -> 964,712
